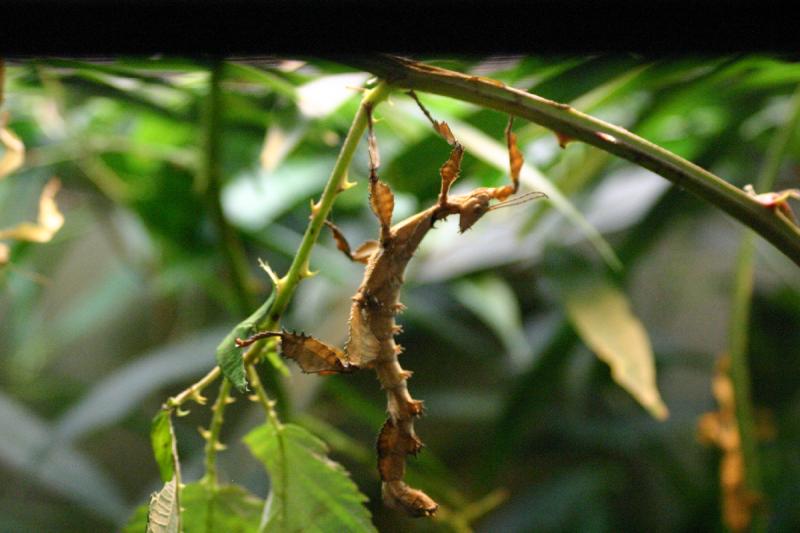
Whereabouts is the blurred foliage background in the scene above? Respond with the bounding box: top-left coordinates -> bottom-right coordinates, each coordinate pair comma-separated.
1,55 -> 800,532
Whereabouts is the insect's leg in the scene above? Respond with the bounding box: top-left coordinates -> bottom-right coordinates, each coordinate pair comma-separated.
437,142 -> 464,208
505,116 -> 523,195
324,220 -> 377,264
238,330 -> 355,374
407,91 -> 464,208
366,106 -> 394,242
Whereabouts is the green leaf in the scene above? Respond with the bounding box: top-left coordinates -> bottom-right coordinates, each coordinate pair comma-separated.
151,410 -> 176,483
244,423 -> 376,533
124,483 -> 262,533
216,292 -> 275,392
147,477 -> 180,533
181,483 -> 262,533
561,277 -> 669,420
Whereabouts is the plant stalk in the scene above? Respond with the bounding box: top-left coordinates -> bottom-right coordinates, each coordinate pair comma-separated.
167,81 -> 391,409
728,84 -> 800,531
202,60 -> 256,316
202,378 -> 232,486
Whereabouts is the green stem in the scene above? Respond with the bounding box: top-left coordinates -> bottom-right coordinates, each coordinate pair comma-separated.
166,82 -> 392,408
202,60 -> 256,316
728,84 -> 800,531
199,61 -> 261,484
202,378 -> 232,486
342,56 -> 800,268
242,81 -> 391,367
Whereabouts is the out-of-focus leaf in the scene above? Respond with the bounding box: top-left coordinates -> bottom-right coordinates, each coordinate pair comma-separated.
243,422 -> 376,533
224,63 -> 299,101
182,483 -> 262,533
561,277 -> 669,420
151,410 -> 177,483
0,391 -> 127,521
297,73 -> 368,118
147,476 -> 180,533
0,178 -> 64,242
0,123 -> 25,179
125,483 -> 262,533
216,292 -> 275,391
53,327 -> 230,443
222,157 -> 334,231
259,122 -> 307,172
451,275 -> 531,369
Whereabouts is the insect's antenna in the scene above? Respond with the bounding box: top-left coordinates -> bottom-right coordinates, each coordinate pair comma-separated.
488,191 -> 548,211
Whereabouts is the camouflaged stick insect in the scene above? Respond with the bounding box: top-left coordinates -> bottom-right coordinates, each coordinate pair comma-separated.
237,96 -> 546,517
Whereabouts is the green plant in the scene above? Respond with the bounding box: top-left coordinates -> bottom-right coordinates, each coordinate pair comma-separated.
2,55 -> 799,532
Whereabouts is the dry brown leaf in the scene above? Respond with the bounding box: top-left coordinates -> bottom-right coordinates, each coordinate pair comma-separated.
0,178 -> 64,242
564,281 -> 669,420
0,124 -> 25,180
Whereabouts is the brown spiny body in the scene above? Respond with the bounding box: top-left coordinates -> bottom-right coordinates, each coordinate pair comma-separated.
237,103 -> 545,517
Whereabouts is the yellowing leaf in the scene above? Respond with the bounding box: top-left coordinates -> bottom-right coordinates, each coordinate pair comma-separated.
0,178 -> 65,242
0,124 -> 25,180
563,280 -> 669,420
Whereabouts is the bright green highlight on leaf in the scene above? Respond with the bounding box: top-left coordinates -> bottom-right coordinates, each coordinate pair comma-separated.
216,291 -> 275,391
244,422 -> 376,533
151,410 -> 176,483
563,279 -> 669,420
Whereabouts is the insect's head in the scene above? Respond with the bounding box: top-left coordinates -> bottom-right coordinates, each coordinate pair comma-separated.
456,188 -> 493,233
456,188 -> 548,233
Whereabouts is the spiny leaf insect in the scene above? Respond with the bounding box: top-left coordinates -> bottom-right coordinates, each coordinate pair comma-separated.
238,92 -> 546,517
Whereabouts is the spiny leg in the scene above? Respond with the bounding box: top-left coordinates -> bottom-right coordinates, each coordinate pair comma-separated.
408,91 -> 465,208
324,220 -> 377,264
237,330 -> 355,374
365,105 -> 395,243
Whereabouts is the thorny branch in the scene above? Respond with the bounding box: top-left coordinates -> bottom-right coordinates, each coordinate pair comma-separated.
341,55 -> 800,267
